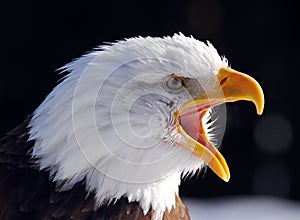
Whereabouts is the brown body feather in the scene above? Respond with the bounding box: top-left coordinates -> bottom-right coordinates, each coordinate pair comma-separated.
0,117 -> 190,220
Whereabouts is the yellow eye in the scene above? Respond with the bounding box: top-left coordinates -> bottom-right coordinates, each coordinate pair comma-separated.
165,75 -> 186,93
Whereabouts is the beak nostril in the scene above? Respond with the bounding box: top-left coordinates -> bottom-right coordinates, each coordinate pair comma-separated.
220,77 -> 229,87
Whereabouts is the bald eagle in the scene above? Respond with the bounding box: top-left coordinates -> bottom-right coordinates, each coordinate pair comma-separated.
0,33 -> 264,220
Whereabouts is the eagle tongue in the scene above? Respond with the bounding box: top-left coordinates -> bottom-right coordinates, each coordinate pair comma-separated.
177,102 -> 217,150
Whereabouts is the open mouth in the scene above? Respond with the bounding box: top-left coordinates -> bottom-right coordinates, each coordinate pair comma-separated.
175,67 -> 264,182
177,100 -> 224,146
176,99 -> 230,181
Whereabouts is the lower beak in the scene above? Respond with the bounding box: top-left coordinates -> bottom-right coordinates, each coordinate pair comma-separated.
176,68 -> 264,182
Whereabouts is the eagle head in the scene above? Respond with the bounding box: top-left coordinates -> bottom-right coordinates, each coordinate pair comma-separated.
28,33 -> 264,219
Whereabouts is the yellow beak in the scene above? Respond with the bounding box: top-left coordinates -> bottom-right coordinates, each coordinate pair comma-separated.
176,67 -> 264,182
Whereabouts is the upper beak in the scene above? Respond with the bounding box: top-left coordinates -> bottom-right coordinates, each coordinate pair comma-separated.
176,67 -> 264,182
217,68 -> 264,115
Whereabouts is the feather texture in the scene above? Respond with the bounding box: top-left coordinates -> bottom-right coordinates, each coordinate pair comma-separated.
0,117 -> 190,219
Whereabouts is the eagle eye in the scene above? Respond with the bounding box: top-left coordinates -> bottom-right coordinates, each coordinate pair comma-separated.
165,75 -> 186,93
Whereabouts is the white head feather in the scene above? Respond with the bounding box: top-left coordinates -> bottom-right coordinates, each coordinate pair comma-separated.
28,33 -> 228,220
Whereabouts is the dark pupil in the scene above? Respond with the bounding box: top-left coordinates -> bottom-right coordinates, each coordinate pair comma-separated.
170,78 -> 181,89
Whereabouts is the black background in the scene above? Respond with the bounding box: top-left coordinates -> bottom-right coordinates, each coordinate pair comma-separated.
1,0 -> 299,201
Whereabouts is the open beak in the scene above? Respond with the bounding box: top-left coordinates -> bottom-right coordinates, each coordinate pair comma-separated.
176,67 -> 264,182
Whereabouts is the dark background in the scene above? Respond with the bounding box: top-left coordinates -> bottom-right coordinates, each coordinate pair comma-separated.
1,0 -> 299,201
